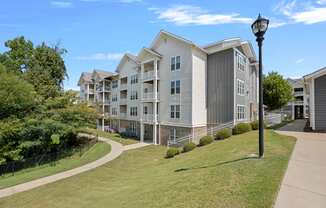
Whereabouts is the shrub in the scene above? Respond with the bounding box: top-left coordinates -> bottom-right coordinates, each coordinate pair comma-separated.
198,135 -> 214,146
233,123 -> 252,135
215,128 -> 232,140
166,148 -> 180,158
250,120 -> 267,130
182,142 -> 196,153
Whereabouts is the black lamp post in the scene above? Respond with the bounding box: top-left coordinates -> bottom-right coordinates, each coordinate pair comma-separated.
251,14 -> 269,158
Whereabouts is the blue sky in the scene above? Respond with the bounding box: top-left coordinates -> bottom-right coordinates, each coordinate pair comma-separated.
1,0 -> 326,90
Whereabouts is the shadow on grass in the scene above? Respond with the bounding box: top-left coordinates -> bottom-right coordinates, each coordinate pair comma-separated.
174,156 -> 259,172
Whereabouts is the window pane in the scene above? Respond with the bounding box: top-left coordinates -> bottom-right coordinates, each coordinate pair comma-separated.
171,81 -> 175,94
176,80 -> 180,94
171,57 -> 175,71
176,56 -> 180,69
170,105 -> 175,118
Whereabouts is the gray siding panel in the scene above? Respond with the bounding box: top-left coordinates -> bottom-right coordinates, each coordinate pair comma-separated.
315,74 -> 326,130
207,49 -> 234,124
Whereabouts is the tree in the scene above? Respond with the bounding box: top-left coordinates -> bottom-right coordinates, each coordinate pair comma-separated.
0,36 -> 34,74
0,65 -> 39,119
263,71 -> 293,111
0,37 -> 67,99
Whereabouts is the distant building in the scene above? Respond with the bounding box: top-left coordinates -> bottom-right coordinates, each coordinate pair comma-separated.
282,78 -> 309,120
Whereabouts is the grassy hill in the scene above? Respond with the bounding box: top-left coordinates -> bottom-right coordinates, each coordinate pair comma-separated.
0,130 -> 295,208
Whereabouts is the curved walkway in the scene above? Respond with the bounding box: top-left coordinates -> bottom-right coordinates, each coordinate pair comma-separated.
0,137 -> 149,199
275,130 -> 326,208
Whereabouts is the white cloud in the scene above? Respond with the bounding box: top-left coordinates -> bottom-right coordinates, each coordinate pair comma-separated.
75,52 -> 124,61
269,19 -> 288,28
292,7 -> 326,24
295,58 -> 304,64
274,0 -> 326,24
151,5 -> 252,26
50,1 -> 73,8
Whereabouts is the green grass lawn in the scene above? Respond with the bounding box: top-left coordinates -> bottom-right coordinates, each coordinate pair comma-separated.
0,142 -> 110,189
80,128 -> 139,145
0,130 -> 295,208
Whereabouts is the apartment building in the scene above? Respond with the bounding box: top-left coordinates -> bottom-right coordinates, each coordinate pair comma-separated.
282,78 -> 309,120
78,30 -> 258,145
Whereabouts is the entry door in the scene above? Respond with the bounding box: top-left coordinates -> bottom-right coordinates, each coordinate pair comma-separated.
295,106 -> 304,119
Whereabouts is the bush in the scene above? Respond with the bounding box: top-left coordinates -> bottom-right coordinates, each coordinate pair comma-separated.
215,128 -> 232,140
166,148 -> 180,158
182,142 -> 196,153
198,135 -> 214,146
250,120 -> 267,130
233,123 -> 252,135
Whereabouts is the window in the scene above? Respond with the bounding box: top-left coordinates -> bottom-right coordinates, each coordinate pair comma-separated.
112,94 -> 118,102
171,80 -> 181,95
171,81 -> 175,94
130,107 -> 138,116
130,91 -> 138,100
144,106 -> 148,115
112,107 -> 117,115
171,57 -> 175,71
171,56 -> 181,71
237,79 -> 245,96
130,74 -> 138,84
129,122 -> 137,134
112,80 -> 118,88
236,52 -> 246,71
237,105 -> 245,120
169,128 -> 178,141
170,105 -> 180,119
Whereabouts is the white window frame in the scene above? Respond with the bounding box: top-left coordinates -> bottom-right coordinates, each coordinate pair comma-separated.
169,128 -> 178,141
130,107 -> 138,117
170,80 -> 181,95
237,79 -> 245,96
170,104 -> 180,119
130,74 -> 138,84
236,52 -> 246,72
237,105 -> 246,121
144,106 -> 148,115
171,56 -> 181,71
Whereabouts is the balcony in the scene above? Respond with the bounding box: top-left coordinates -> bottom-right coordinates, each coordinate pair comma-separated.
119,112 -> 127,119
120,83 -> 128,91
88,88 -> 95,94
142,92 -> 160,102
293,100 -> 304,105
293,91 -> 304,97
142,114 -> 159,123
120,97 -> 127,105
142,70 -> 159,81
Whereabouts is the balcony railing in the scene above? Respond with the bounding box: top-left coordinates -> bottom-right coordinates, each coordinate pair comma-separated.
293,100 -> 304,105
120,112 -> 127,118
293,91 -> 304,97
143,70 -> 159,81
142,92 -> 160,101
120,83 -> 128,90
143,114 -> 154,123
120,97 -> 127,105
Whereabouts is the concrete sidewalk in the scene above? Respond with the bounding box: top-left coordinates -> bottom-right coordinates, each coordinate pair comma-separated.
0,137 -> 149,199
274,131 -> 326,208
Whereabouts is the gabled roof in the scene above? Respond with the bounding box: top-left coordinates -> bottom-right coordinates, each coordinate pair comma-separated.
203,38 -> 256,61
137,47 -> 162,62
304,67 -> 326,80
77,72 -> 92,86
115,53 -> 139,73
150,30 -> 207,54
92,69 -> 114,81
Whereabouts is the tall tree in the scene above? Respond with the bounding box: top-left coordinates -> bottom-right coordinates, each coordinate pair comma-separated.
0,64 -> 38,119
263,71 -> 293,111
0,37 -> 67,99
0,36 -> 34,73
